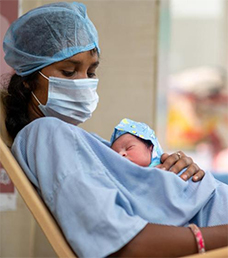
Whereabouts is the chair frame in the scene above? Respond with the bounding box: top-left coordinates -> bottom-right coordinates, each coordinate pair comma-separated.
0,136 -> 77,258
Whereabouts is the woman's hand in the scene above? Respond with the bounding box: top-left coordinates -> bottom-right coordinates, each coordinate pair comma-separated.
156,151 -> 205,182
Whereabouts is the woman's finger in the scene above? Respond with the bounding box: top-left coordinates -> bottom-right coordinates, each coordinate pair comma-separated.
180,163 -> 205,181
179,163 -> 199,180
160,151 -> 190,172
192,169 -> 205,182
160,152 -> 180,171
160,151 -> 205,181
169,155 -> 192,174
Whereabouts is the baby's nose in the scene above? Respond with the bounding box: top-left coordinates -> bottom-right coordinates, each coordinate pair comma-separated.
119,150 -> 127,157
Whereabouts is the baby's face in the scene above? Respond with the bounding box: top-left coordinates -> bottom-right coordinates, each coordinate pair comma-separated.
111,133 -> 152,167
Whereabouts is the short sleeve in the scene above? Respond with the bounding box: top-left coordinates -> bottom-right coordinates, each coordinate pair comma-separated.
12,118 -> 147,258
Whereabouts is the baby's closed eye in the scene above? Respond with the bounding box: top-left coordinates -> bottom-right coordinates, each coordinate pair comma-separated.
126,145 -> 135,151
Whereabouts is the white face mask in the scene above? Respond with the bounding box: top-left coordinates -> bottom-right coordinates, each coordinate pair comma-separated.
32,72 -> 99,125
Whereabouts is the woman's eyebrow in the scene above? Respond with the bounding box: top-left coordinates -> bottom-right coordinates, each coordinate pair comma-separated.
62,60 -> 82,65
90,61 -> 100,68
62,60 -> 100,67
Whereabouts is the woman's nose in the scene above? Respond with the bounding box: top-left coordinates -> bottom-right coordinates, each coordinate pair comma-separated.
77,71 -> 88,79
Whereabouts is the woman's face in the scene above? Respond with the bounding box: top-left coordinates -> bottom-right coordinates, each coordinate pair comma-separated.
28,50 -> 99,120
111,133 -> 153,167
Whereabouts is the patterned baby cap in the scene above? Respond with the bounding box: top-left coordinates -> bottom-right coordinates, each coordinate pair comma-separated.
110,118 -> 163,166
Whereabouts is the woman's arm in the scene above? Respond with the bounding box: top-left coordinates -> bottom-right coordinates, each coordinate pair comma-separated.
159,151 -> 205,182
110,224 -> 228,257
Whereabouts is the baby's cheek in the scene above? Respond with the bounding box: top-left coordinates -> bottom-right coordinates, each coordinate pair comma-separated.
126,155 -> 147,167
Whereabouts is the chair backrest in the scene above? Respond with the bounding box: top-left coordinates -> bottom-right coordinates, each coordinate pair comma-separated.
0,136 -> 77,258
0,91 -> 76,258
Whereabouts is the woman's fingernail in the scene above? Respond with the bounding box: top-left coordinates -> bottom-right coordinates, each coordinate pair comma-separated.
181,174 -> 187,180
193,176 -> 198,181
161,167 -> 166,170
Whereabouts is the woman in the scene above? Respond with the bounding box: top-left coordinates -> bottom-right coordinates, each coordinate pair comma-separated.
1,2 -> 227,257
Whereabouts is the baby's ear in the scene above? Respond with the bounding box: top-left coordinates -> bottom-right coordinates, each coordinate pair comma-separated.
149,144 -> 153,152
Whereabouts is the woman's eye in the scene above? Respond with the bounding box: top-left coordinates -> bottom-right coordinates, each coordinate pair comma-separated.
87,72 -> 96,78
62,70 -> 75,77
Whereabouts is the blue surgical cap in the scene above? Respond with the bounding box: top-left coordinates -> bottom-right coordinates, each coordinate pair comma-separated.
110,118 -> 163,166
3,2 -> 100,76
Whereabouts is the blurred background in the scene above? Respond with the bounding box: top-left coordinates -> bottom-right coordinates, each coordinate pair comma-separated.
165,0 -> 228,174
0,0 -> 227,257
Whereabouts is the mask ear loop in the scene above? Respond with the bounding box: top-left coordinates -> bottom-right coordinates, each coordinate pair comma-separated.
32,71 -> 49,105
39,71 -> 49,80
31,92 -> 42,105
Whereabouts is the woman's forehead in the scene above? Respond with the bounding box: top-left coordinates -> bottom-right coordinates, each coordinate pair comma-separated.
44,50 -> 99,71
61,51 -> 99,64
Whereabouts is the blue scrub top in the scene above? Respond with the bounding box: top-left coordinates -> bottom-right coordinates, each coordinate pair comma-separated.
11,117 -> 228,258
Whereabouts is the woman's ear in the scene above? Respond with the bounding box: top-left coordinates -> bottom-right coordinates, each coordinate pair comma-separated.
23,81 -> 29,88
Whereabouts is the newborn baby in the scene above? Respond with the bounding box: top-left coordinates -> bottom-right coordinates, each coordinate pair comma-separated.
110,118 -> 163,167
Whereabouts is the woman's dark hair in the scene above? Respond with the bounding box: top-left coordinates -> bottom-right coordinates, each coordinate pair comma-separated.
1,72 -> 39,139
